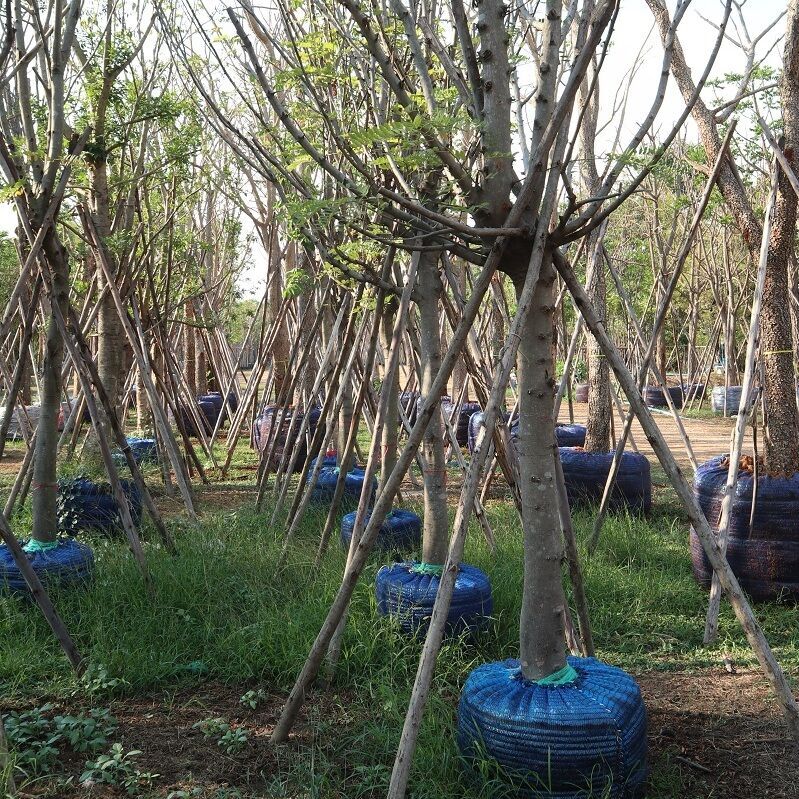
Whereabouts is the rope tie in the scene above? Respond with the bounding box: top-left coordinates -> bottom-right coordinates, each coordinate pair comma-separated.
763,349 -> 793,356
32,482 -> 59,491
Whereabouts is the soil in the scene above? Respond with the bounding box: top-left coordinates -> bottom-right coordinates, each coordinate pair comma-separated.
639,668 -> 797,798
562,402 -> 742,471
5,412 -> 793,798
4,669 -> 795,799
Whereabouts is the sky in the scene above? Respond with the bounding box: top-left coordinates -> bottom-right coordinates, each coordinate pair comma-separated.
0,0 -> 789,289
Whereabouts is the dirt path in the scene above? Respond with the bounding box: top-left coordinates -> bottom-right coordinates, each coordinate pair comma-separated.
560,402 -> 742,471
5,668 -> 792,799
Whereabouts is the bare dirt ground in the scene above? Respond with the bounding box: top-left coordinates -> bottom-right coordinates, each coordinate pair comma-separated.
7,668 -> 794,799
560,401 -> 740,471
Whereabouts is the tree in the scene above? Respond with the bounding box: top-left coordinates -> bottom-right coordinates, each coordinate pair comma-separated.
646,0 -> 799,475
0,0 -> 83,542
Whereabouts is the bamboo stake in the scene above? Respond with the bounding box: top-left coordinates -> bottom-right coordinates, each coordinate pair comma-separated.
704,157 -> 778,644
81,209 -> 198,521
553,247 -> 799,740
588,126 -> 735,549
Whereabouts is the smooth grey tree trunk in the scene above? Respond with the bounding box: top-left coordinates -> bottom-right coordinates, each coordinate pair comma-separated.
578,25 -> 611,453
417,251 -> 448,565
516,258 -> 568,680
379,299 -> 400,495
31,234 -> 71,541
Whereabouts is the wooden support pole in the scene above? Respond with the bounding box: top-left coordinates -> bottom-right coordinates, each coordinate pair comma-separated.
553,247 -> 799,740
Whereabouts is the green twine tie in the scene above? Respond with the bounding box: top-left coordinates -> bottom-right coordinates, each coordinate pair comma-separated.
410,562 -> 445,576
535,664 -> 579,686
23,539 -> 60,554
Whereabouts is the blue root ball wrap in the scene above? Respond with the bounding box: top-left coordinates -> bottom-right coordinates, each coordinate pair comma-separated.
711,386 -> 743,416
456,402 -> 482,448
559,448 -> 651,513
126,437 -> 157,465
467,411 -> 512,454
310,466 -> 377,506
642,385 -> 683,409
470,413 -> 587,453
457,656 -> 647,798
0,538 -> 95,592
691,455 -> 799,600
112,437 -> 157,469
375,561 -> 493,635
59,478 -> 142,536
554,423 -> 586,448
340,508 -> 421,552
252,406 -> 322,472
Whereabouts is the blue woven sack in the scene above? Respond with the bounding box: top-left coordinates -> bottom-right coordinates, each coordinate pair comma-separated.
310,466 -> 377,506
468,411 -> 512,454
711,386 -> 743,416
0,539 -> 95,593
554,423 -> 586,448
559,449 -> 651,513
456,402 -> 482,447
376,561 -> 493,635
111,437 -> 157,469
457,657 -> 647,798
253,406 -> 322,471
127,437 -> 157,465
691,455 -> 799,600
58,477 -> 143,536
340,508 -> 421,552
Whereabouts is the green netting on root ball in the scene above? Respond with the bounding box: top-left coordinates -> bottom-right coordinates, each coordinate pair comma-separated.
457,657 -> 647,798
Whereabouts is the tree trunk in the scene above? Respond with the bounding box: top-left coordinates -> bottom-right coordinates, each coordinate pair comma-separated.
417,252 -> 448,565
268,238 -> 290,403
195,331 -> 208,395
93,160 -> 124,427
32,232 -> 70,542
451,265 -> 469,402
646,0 -> 799,472
583,233 -> 611,450
184,304 -> 197,396
762,3 -> 799,475
578,24 -> 611,453
379,299 -> 400,495
516,257 -> 568,681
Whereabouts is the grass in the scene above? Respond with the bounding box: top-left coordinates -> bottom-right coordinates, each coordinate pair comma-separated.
0,442 -> 797,797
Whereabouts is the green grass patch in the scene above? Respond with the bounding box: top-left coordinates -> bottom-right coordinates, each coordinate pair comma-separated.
0,451 -> 796,797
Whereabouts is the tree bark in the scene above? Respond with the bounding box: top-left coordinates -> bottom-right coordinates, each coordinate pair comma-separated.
646,0 -> 799,472
578,6 -> 611,452
761,0 -> 799,474
516,257 -> 568,680
184,304 -> 197,396
195,330 -> 208,395
417,251 -> 448,565
379,298 -> 400,495
93,157 -> 125,428
31,232 -> 70,542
